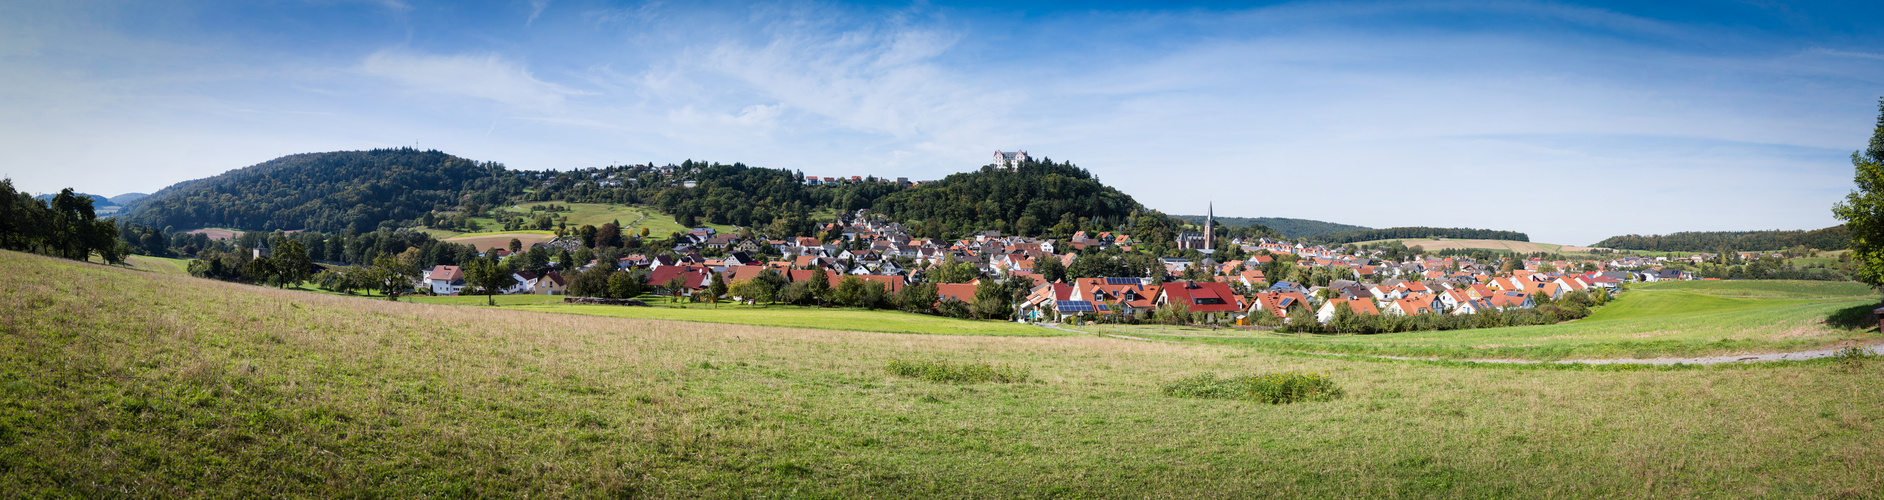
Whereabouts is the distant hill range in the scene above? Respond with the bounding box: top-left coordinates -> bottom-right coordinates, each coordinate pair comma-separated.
108,193 -> 148,205
1171,215 -> 1368,239
1308,227 -> 1531,245
1593,226 -> 1849,252
33,192 -> 111,205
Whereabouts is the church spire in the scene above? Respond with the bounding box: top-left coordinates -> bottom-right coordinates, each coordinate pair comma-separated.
1204,202 -> 1214,253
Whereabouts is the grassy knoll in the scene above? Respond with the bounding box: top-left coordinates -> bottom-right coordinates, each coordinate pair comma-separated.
1632,279 -> 1876,299
1078,287 -> 1881,361
4,250 -> 1884,496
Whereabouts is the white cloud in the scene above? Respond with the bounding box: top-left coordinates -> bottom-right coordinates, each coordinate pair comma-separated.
527,0 -> 550,26
358,49 -> 586,109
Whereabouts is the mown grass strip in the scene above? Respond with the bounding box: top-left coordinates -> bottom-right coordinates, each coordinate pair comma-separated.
886,358 -> 1030,383
1161,372 -> 1344,404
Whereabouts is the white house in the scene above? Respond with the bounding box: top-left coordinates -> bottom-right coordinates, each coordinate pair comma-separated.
428,265 -> 466,295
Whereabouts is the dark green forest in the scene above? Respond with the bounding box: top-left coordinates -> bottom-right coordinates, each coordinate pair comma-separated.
869,161 -> 1141,239
1171,215 -> 1366,239
126,148 -> 503,233
117,149 -> 1165,243
1307,227 -> 1530,245
1593,226 -> 1849,252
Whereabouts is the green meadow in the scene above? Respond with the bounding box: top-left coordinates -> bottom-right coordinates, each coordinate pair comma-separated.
1078,280 -> 1881,361
1632,279 -> 1876,299
6,253 -> 1884,496
406,294 -> 1055,336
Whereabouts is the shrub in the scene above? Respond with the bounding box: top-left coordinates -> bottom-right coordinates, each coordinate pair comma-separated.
1161,372 -> 1345,404
886,358 -> 1029,384
1833,346 -> 1875,372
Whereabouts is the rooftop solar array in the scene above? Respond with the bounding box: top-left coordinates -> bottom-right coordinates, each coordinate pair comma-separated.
1056,301 -> 1094,312
1105,277 -> 1142,285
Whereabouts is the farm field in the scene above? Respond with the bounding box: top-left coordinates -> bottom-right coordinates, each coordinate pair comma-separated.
182,228 -> 242,241
6,250 -> 1883,497
440,231 -> 558,252
1076,281 -> 1881,361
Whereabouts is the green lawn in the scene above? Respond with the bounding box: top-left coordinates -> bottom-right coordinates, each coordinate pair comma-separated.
6,249 -> 1884,497
1075,285 -> 1881,361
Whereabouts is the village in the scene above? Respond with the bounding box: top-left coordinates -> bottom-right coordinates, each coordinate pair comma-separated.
413,201 -> 1700,328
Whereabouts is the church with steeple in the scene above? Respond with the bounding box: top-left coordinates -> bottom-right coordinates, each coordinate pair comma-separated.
1176,202 -> 1216,254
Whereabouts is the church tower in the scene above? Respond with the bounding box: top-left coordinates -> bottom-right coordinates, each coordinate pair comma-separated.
1204,202 -> 1214,253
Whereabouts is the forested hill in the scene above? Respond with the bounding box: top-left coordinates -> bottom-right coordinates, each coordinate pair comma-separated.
124,149 -> 502,233
1171,215 -> 1365,239
869,162 -> 1143,238
1308,227 -> 1530,245
1593,226 -> 1849,252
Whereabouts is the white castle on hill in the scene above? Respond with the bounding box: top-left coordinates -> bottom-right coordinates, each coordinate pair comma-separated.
992,150 -> 1031,169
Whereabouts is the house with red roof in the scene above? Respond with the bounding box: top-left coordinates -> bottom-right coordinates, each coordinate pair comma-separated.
428,265 -> 465,295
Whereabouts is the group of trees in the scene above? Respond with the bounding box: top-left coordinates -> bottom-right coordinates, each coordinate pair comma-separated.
1308,227 -> 1530,246
0,181 -> 124,263
1594,226 -> 1850,253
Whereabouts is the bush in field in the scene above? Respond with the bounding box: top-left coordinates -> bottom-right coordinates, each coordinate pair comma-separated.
1162,372 -> 1344,404
1833,346 -> 1875,373
886,358 -> 1029,384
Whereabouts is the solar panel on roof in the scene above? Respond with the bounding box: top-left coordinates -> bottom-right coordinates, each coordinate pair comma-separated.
1056,301 -> 1095,312
1105,277 -> 1141,285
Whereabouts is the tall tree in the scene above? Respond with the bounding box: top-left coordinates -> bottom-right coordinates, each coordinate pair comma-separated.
273,239 -> 313,288
1834,98 -> 1884,289
465,257 -> 513,306
372,254 -> 421,301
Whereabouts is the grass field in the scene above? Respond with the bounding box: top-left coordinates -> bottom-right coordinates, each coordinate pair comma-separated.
441,232 -> 559,252
406,294 -> 1055,336
1633,279 -> 1876,299
421,202 -> 738,240
1076,281 -> 1882,361
7,251 -> 1884,496
119,254 -> 195,277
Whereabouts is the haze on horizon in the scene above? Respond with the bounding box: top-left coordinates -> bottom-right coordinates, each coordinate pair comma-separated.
3,0 -> 1881,245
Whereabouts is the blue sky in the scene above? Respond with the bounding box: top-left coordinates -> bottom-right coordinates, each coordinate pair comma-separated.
3,0 -> 1881,245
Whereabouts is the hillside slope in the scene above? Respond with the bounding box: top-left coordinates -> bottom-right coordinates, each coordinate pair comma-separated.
1169,215 -> 1366,239
6,250 -> 1884,496
124,148 -> 500,233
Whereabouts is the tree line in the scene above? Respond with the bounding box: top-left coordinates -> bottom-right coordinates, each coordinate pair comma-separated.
1307,227 -> 1530,245
1592,226 -> 1849,252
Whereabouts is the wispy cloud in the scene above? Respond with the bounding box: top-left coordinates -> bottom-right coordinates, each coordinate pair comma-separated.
358,49 -> 586,109
526,0 -> 549,26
